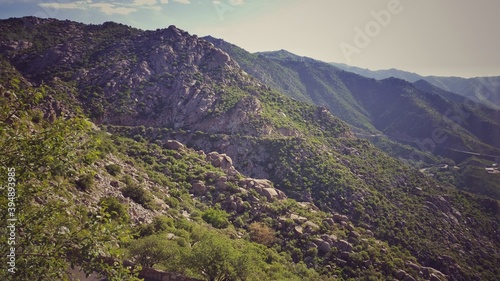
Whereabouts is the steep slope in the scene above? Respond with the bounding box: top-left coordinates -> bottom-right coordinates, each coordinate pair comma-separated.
336,72 -> 500,161
203,38 -> 500,163
1,17 -> 500,281
413,79 -> 500,150
204,38 -> 376,133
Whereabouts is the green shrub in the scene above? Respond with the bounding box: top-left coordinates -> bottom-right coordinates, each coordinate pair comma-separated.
122,184 -> 152,206
105,164 -> 121,176
99,196 -> 129,223
76,174 -> 94,191
152,215 -> 174,232
163,196 -> 179,208
201,208 -> 230,229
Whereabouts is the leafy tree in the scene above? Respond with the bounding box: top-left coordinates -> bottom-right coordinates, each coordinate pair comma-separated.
201,208 -> 230,229
127,234 -> 183,268
0,82 -> 140,280
187,231 -> 249,281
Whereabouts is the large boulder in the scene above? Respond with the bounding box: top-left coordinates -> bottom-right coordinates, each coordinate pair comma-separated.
312,238 -> 331,254
207,152 -> 233,170
165,140 -> 185,151
241,178 -> 287,201
191,181 -> 206,196
336,240 -> 353,253
333,213 -> 349,223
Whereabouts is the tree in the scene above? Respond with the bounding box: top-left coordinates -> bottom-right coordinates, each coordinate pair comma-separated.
186,231 -> 263,281
187,231 -> 239,281
127,234 -> 183,268
0,81 -> 140,280
201,208 -> 230,229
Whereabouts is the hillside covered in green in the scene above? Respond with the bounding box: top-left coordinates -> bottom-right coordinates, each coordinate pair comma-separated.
1,17 -> 499,281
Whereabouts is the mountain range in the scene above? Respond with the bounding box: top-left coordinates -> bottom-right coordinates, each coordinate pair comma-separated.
1,17 -> 499,281
330,62 -> 500,111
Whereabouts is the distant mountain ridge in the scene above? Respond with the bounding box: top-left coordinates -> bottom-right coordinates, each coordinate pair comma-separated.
331,62 -> 500,110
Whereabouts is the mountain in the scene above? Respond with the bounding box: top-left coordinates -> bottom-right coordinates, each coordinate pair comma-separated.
330,63 -> 424,82
331,63 -> 500,110
204,37 -> 500,163
1,17 -> 500,281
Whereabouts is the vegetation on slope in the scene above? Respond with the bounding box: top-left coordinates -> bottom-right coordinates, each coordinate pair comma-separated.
1,18 -> 499,281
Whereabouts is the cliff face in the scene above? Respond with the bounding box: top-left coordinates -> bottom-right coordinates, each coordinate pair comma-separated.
1,17 -> 293,136
1,17 -> 500,281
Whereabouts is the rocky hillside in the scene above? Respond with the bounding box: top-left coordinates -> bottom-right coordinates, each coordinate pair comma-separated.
204,38 -> 500,162
1,17 -> 500,281
204,37 -> 500,200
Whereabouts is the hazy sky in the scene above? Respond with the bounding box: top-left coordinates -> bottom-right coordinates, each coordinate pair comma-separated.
1,0 -> 499,77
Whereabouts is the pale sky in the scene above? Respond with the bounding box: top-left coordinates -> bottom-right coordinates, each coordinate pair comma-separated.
1,0 -> 499,78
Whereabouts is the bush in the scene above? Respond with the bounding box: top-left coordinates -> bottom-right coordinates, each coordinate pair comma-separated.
122,184 -> 152,206
163,196 -> 179,209
105,164 -> 121,176
152,215 -> 174,232
201,208 -> 230,229
249,222 -> 275,246
99,196 -> 129,223
76,174 -> 94,191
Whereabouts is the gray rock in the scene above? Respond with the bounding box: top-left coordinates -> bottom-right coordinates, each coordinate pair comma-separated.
430,273 -> 442,281
395,270 -> 406,280
333,213 -> 349,222
317,241 -> 331,254
294,225 -> 304,235
323,218 -> 335,228
191,181 -> 206,196
165,140 -> 185,150
336,240 -> 353,253
403,275 -> 416,281
304,221 -> 320,231
262,187 -> 279,201
340,251 -> 350,260
350,231 -> 361,239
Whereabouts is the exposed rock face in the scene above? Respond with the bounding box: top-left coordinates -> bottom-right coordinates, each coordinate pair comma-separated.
312,238 -> 331,254
333,213 -> 349,223
336,240 -> 353,253
240,178 -> 287,201
207,152 -> 233,170
191,181 -> 206,196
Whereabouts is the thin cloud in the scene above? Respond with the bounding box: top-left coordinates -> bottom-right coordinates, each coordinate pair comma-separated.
132,0 -> 157,6
173,0 -> 191,4
39,1 -> 88,10
229,0 -> 244,6
38,1 -> 140,15
90,3 -> 137,15
159,0 -> 169,3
